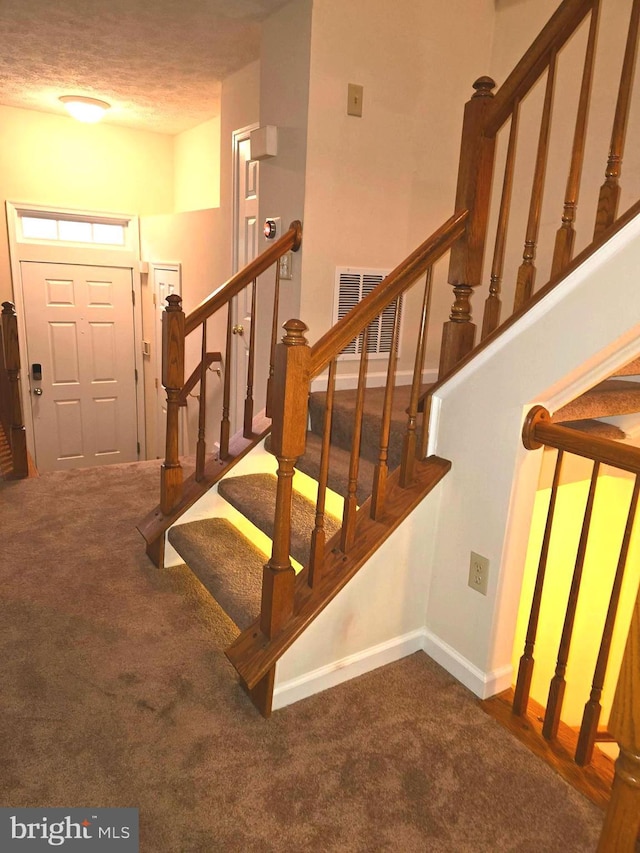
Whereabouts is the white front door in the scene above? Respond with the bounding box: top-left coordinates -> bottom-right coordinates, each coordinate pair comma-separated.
20,261 -> 139,471
232,130 -> 259,432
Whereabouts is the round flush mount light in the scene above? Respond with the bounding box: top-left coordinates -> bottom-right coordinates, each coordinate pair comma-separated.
59,95 -> 111,123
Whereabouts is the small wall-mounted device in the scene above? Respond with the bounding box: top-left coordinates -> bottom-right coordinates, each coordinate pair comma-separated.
250,125 -> 278,161
32,363 -> 42,381
264,217 -> 281,240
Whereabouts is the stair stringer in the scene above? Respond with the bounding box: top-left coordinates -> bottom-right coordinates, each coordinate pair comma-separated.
424,210 -> 640,700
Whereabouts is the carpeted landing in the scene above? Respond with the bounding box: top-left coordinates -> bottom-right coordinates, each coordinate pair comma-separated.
0,459 -> 606,851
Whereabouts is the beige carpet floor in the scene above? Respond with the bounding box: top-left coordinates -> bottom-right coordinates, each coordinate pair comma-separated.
0,460 -> 605,852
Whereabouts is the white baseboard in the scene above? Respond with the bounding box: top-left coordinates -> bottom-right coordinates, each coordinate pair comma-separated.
272,628 -> 426,711
272,627 -> 513,711
422,629 -> 513,699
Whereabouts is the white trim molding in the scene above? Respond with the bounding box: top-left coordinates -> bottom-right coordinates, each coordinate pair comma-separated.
422,629 -> 513,699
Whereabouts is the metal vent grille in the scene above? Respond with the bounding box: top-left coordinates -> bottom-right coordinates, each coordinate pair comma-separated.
334,267 -> 402,360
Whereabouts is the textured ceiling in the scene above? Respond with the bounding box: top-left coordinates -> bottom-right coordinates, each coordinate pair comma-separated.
0,0 -> 290,134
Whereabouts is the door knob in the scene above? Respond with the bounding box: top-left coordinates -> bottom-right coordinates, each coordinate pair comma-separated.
232,324 -> 244,336
33,387 -> 43,396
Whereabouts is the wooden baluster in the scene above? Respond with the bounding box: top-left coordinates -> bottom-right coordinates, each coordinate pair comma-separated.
341,326 -> 369,553
543,460 -> 600,740
513,449 -> 565,715
596,581 -> 640,852
1,302 -> 28,478
594,0 -> 640,239
219,306 -> 233,460
440,76 -> 496,378
266,261 -> 282,419
261,319 -> 310,638
513,52 -> 557,313
482,100 -> 520,339
371,301 -> 402,520
551,1 -> 601,277
243,279 -> 257,438
160,294 -> 185,515
309,359 -> 337,587
195,321 -> 207,482
576,474 -> 640,766
401,268 -> 433,488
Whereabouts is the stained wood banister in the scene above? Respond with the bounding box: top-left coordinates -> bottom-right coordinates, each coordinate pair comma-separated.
185,221 -> 302,335
308,210 -> 468,377
486,0 -> 594,136
1,301 -> 28,478
597,582 -> 640,851
523,405 -> 640,474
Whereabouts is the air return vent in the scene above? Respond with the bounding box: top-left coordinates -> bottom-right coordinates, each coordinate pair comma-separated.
333,267 -> 402,360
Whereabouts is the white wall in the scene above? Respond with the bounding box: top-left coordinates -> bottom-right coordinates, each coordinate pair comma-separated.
0,104 -> 175,303
174,117 -> 221,213
299,0 -> 495,372
424,213 -> 640,695
274,486 -> 443,709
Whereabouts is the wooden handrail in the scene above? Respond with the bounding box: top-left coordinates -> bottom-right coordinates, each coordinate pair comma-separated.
185,221 -> 302,335
486,0 -> 594,136
522,405 -> 640,474
309,210 -> 468,377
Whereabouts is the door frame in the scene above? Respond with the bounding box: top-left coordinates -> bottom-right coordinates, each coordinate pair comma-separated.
5,201 -> 146,463
231,124 -> 259,432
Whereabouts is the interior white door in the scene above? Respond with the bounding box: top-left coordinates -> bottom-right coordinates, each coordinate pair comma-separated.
232,133 -> 259,431
20,261 -> 139,471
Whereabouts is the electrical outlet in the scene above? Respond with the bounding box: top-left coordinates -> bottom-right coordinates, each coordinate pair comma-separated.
468,552 -> 489,595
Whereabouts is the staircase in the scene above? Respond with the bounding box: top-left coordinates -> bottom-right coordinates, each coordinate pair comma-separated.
138,2 -> 640,845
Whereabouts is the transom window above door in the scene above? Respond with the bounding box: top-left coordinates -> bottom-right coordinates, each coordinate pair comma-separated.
19,213 -> 127,246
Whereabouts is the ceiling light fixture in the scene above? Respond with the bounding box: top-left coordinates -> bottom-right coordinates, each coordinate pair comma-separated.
59,95 -> 110,123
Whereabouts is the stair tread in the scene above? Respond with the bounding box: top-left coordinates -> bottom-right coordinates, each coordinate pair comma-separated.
308,384 -> 428,468
553,379 -> 640,422
554,418 -> 626,440
615,355 -> 640,376
267,432 -> 376,505
218,472 -> 341,567
168,518 -> 264,631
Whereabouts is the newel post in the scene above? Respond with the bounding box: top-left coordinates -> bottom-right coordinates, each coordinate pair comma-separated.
160,294 -> 185,515
440,76 -> 497,378
1,301 -> 28,478
597,585 -> 640,851
261,319 -> 310,639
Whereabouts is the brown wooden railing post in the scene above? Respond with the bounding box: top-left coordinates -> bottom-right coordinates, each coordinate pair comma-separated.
596,584 -> 640,852
160,294 -> 185,515
261,319 -> 310,638
440,76 -> 496,378
1,302 -> 28,478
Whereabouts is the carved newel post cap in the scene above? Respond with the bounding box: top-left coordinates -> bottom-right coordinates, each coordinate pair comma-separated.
282,318 -> 308,346
472,76 -> 496,98
165,293 -> 183,311
1,301 -> 16,315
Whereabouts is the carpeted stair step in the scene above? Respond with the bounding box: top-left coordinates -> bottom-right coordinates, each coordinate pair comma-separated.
266,432 -> 376,505
552,379 -> 640,423
218,473 -> 341,566
308,384 -> 428,469
555,418 -> 626,440
614,355 -> 640,376
168,518 -> 264,631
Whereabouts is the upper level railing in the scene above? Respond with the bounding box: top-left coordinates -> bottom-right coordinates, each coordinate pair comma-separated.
520,407 -> 640,851
158,221 -> 302,516
438,0 -> 640,376
0,301 -> 28,479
